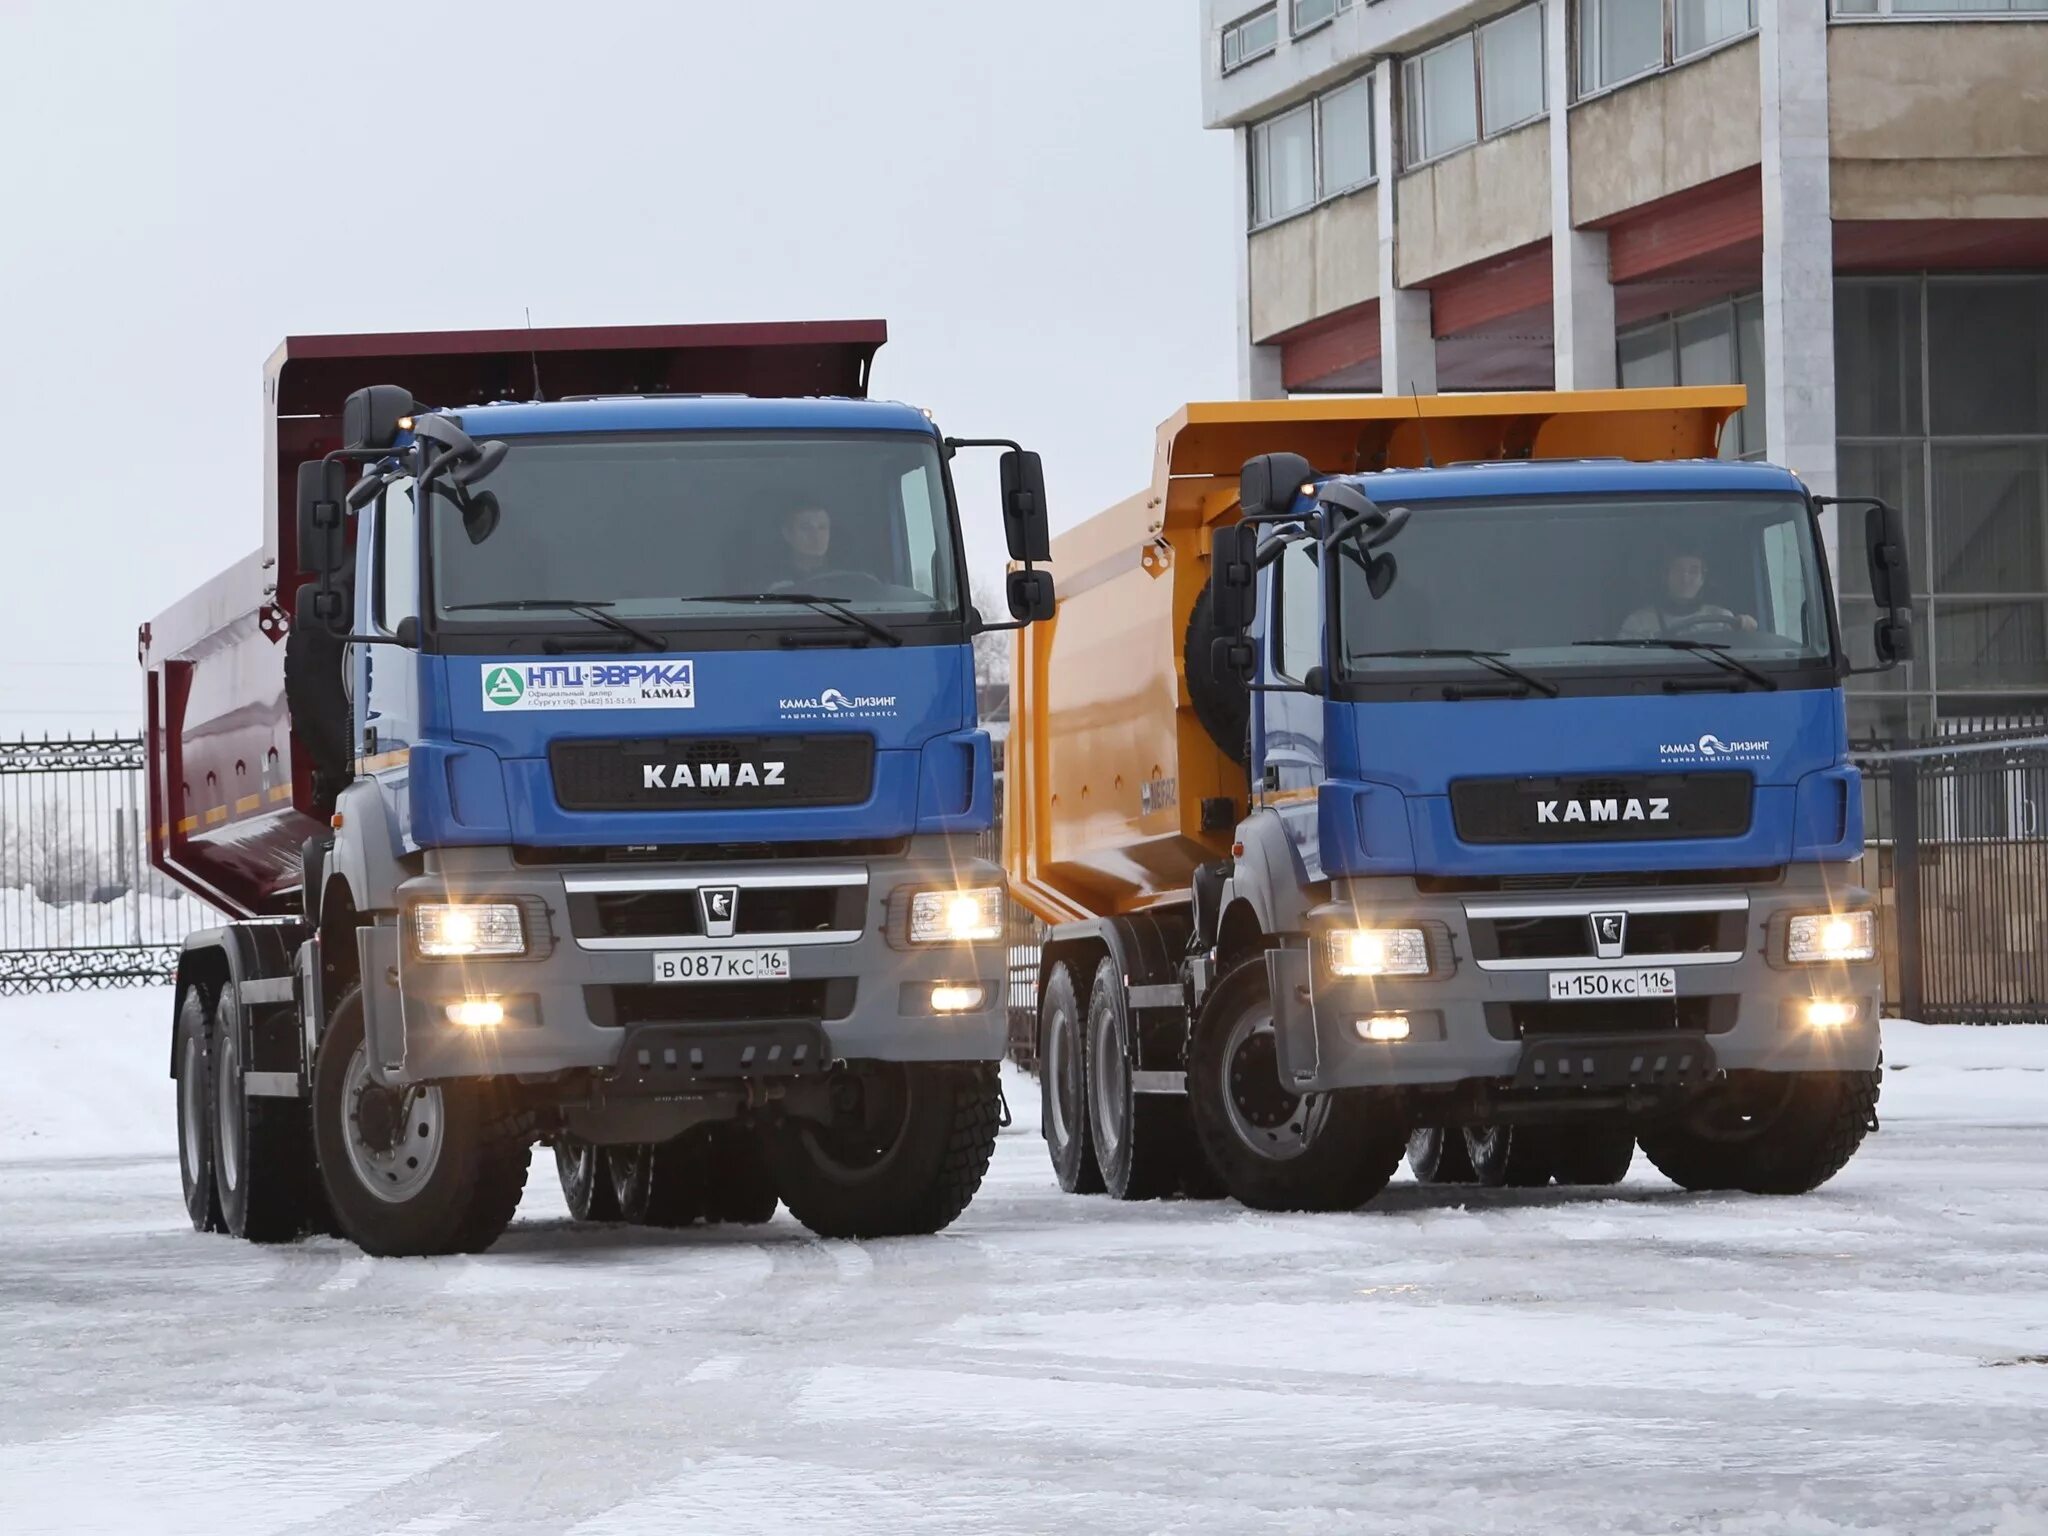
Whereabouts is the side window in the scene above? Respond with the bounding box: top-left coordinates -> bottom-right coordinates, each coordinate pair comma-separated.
1760,517 -> 1807,644
900,467 -> 938,599
376,476 -> 418,631
1276,538 -> 1322,680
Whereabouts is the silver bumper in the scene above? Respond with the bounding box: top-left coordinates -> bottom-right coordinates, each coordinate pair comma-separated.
364,841 -> 1007,1086
1281,865 -> 1882,1093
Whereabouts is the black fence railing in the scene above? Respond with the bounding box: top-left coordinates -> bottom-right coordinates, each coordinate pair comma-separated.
1855,730 -> 2048,1025
0,735 -> 220,993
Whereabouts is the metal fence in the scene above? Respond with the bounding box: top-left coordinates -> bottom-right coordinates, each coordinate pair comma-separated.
0,736 -> 220,993
1856,731 -> 2048,1025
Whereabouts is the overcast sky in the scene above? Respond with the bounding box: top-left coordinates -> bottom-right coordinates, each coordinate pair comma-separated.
0,0 -> 1236,733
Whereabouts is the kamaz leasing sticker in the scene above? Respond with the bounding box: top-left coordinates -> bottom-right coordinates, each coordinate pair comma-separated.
481,661 -> 695,711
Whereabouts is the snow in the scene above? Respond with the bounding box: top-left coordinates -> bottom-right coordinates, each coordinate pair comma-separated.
2,991 -> 2045,1534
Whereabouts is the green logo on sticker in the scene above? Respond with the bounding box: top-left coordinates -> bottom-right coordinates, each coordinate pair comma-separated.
484,666 -> 526,706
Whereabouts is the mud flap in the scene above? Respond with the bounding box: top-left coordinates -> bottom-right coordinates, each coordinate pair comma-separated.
1264,945 -> 1320,1090
354,921 -> 405,1088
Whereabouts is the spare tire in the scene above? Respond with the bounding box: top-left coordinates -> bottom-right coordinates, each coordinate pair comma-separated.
1183,584 -> 1251,764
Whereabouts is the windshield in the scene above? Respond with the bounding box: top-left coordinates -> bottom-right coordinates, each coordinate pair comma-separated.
429,431 -> 961,626
1337,493 -> 1834,684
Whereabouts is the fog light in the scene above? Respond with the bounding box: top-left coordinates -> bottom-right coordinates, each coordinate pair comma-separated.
931,984 -> 985,1014
445,998 -> 505,1029
1355,1013 -> 1411,1042
1805,999 -> 1857,1030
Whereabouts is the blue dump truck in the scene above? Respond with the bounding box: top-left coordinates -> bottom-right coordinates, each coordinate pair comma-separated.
1007,390 -> 1910,1208
145,322 -> 1054,1254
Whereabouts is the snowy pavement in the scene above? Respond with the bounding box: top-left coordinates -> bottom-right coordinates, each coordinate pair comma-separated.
2,992 -> 2045,1534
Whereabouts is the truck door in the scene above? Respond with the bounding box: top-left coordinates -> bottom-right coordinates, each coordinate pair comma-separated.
1255,536 -> 1327,880
352,477 -> 420,845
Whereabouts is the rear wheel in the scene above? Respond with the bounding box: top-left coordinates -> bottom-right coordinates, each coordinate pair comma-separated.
1463,1125 -> 1555,1189
1187,958 -> 1405,1212
766,1062 -> 1000,1238
1039,963 -> 1103,1195
1084,956 -> 1194,1200
698,1125 -> 779,1225
175,988 -> 224,1234
1406,1126 -> 1476,1185
1549,1124 -> 1636,1186
1638,1070 -> 1880,1195
554,1136 -> 621,1222
311,984 -> 530,1257
609,1140 -> 704,1227
211,980 -> 315,1243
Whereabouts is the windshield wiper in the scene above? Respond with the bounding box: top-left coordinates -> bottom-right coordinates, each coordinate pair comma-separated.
1351,648 -> 1560,698
684,592 -> 903,648
443,598 -> 667,652
1570,638 -> 1778,692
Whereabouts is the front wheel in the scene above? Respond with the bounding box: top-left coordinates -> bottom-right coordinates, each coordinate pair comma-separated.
1186,958 -> 1405,1213
311,984 -> 530,1257
765,1062 -> 1000,1238
1638,1070 -> 1880,1195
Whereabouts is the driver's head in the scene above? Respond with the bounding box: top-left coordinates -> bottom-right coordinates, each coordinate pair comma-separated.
783,505 -> 831,573
1665,551 -> 1707,606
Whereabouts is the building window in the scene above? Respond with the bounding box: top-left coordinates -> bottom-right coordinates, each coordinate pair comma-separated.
1292,0 -> 1355,35
1249,73 -> 1376,227
1577,0 -> 1758,97
1834,1 -> 2048,15
1223,6 -> 1281,73
1838,276 -> 2048,736
1616,293 -> 1766,460
1401,1 -> 1546,168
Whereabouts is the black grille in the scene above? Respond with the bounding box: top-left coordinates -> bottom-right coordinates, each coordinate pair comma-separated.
551,734 -> 873,812
1450,772 -> 1752,845
590,979 -> 857,1026
517,837 -> 907,867
1418,866 -> 1781,895
1473,909 -> 1741,963
1488,996 -> 1733,1038
568,884 -> 864,941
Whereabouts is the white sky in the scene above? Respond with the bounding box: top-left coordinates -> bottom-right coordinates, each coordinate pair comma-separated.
0,0 -> 1236,733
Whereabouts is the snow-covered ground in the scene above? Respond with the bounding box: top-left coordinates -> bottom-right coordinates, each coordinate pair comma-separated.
2,991 -> 2044,1534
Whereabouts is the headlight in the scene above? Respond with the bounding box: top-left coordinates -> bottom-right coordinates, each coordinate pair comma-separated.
1327,927 -> 1430,977
909,886 -> 1003,944
1786,910 -> 1875,964
412,902 -> 528,959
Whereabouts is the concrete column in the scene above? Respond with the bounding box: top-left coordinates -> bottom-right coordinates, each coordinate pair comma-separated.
1374,57 -> 1437,395
1548,0 -> 1615,390
1232,124 -> 1286,399
1760,5 -> 1837,499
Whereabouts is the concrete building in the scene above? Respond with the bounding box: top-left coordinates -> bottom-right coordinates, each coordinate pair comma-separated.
1200,0 -> 2048,739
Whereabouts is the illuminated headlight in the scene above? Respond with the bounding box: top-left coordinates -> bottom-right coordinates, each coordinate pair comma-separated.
909,887 -> 1003,944
1786,910 -> 1876,964
1327,927 -> 1430,978
412,902 -> 528,958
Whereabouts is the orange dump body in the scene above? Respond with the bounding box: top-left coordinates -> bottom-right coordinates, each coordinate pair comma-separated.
1002,387 -> 1746,926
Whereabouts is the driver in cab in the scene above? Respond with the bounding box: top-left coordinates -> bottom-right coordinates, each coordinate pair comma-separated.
1621,550 -> 1757,639
776,504 -> 834,587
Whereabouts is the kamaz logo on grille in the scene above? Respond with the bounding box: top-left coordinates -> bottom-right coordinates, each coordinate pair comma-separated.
640,761 -> 787,790
1536,797 -> 1671,825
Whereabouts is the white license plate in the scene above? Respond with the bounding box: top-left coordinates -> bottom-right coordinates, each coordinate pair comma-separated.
653,949 -> 791,983
1547,967 -> 1678,1001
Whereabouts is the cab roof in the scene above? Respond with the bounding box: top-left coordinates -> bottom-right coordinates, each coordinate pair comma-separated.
441,395 -> 939,438
1336,457 -> 1807,505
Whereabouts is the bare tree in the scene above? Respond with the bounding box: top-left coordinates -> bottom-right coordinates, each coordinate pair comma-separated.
970,575 -> 1012,691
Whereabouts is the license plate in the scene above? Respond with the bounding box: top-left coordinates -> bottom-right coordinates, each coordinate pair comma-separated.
653,949 -> 791,983
1547,967 -> 1677,1001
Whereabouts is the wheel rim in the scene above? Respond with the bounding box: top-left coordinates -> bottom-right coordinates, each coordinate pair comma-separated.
798,1065 -> 915,1183
179,1035 -> 206,1186
1045,1001 -> 1081,1152
1220,1004 -> 1326,1161
1088,1001 -> 1127,1166
340,1042 -> 446,1204
214,1023 -> 242,1194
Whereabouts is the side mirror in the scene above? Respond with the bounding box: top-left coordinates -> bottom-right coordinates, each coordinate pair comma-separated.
296,460 -> 348,577
1000,449 -> 1050,564
341,385 -> 416,451
1209,524 -> 1258,634
462,489 -> 501,546
1007,568 -> 1055,622
457,439 -> 509,487
1239,452 -> 1314,518
1865,501 -> 1912,612
1874,613 -> 1915,665
393,616 -> 421,649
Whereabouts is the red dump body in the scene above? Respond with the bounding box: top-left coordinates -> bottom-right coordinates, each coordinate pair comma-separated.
141,320 -> 887,919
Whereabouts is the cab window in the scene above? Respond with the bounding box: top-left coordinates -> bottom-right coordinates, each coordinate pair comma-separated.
1276,538 -> 1322,681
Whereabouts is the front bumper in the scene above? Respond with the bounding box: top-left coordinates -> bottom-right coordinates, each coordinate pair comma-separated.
1280,865 -> 1882,1094
371,840 -> 1007,1086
